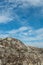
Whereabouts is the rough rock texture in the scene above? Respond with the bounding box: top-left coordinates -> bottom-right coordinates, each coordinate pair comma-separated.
0,37 -> 43,65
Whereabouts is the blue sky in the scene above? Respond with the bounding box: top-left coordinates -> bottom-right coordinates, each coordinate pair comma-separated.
0,0 -> 43,47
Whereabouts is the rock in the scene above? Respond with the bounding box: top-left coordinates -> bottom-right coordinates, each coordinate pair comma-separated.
0,37 -> 43,65
0,59 -> 2,65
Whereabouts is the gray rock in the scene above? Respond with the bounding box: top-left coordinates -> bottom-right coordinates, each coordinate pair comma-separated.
0,37 -> 42,65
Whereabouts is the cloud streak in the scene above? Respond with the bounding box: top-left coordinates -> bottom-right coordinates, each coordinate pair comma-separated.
0,0 -> 43,23
0,0 -> 43,48
8,0 -> 43,7
0,26 -> 43,47
0,15 -> 13,23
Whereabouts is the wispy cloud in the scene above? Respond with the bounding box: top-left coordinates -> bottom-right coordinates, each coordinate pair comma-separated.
0,34 -> 9,38
8,26 -> 28,34
0,0 -> 43,48
26,0 -> 43,6
0,26 -> 43,47
0,0 -> 43,24
0,15 -> 13,23
8,0 -> 43,7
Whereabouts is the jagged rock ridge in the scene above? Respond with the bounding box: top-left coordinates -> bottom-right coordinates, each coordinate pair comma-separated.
0,37 -> 43,65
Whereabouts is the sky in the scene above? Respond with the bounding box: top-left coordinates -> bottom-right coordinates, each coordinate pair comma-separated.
0,0 -> 43,48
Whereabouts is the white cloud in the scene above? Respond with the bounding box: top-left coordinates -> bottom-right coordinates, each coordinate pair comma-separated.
0,26 -> 43,47
0,15 -> 13,23
27,0 -> 43,6
8,26 -> 28,34
7,26 -> 43,41
8,0 -> 43,7
0,34 -> 9,38
0,12 -> 20,23
0,0 -> 43,24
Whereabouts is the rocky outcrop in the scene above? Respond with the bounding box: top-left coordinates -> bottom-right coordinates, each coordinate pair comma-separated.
0,37 -> 43,65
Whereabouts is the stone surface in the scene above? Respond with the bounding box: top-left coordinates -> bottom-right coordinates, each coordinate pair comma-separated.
0,37 -> 43,65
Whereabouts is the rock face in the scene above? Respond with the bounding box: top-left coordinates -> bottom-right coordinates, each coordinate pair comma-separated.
0,37 -> 43,65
